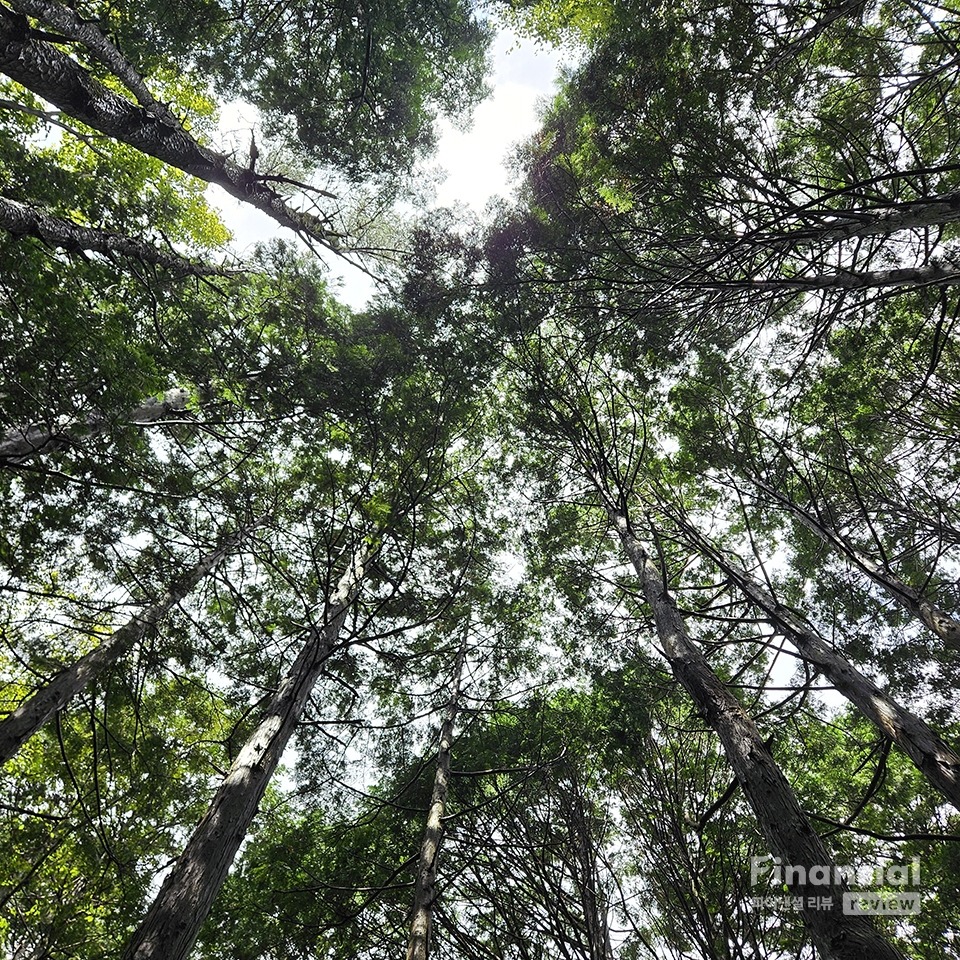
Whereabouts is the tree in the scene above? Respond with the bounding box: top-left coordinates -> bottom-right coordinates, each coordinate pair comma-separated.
0,524 -> 252,764
405,639 -> 467,960
5,0 -> 960,957
123,548 -> 369,960
0,0 -> 491,251
499,330 -> 908,957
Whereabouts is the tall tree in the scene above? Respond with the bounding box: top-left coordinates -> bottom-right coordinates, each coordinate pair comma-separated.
122,547 -> 370,960
405,639 -> 467,960
0,524 -> 252,764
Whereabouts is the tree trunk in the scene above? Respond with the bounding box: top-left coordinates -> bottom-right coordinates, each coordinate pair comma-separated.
0,387 -> 191,464
0,530 -> 245,764
406,641 -> 467,960
561,770 -> 614,960
7,0 -> 184,127
607,505 -> 907,960
0,7 -> 332,246
782,192 -> 960,244
0,195 -> 234,276
753,475 -> 960,650
122,549 -> 368,960
697,260 -> 960,292
673,510 -> 960,810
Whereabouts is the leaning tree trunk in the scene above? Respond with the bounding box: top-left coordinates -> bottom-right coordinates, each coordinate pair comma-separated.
775,191 -> 960,245
7,0 -> 185,126
0,196 -> 233,278
0,6 -> 332,245
121,548 -> 368,960
695,261 -> 960,293
0,387 -> 191,464
671,509 -> 960,811
0,529 -> 247,765
752,475 -> 960,650
406,641 -> 468,960
606,504 -> 906,960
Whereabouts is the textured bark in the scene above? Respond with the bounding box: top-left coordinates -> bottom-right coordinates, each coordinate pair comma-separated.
406,643 -> 467,960
755,477 -> 960,651
0,7 -> 332,244
122,550 -> 368,960
607,506 -> 907,960
0,532 -> 243,765
0,195 -> 231,275
675,513 -> 960,810
0,387 -> 191,464
785,193 -> 960,243
7,0 -> 183,126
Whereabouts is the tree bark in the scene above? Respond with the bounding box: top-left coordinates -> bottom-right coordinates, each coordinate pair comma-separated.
752,475 -> 960,650
0,195 -> 232,276
0,387 -> 191,464
0,7 -> 332,246
783,193 -> 960,243
406,640 -> 467,960
606,505 -> 907,960
0,530 -> 245,764
561,770 -> 614,960
672,511 -> 960,811
6,0 -> 184,127
121,549 -> 368,960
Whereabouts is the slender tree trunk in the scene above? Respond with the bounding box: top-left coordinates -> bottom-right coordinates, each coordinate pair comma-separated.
561,771 -> 614,960
122,549 -> 368,960
406,641 -> 467,960
606,505 -> 906,960
0,387 -> 190,464
673,510 -> 960,810
0,530 -> 244,764
0,7 -> 332,245
0,195 -> 234,276
753,476 -> 960,650
697,260 -> 960,292
781,192 -> 960,243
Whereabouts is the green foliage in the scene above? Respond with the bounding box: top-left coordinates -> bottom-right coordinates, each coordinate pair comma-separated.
1,664 -> 238,959
71,0 -> 492,182
3,0 -> 960,958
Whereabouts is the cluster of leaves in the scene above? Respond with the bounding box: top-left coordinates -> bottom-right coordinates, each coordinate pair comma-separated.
3,0 -> 960,958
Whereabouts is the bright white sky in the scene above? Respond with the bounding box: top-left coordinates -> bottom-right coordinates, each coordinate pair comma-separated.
212,28 -> 564,309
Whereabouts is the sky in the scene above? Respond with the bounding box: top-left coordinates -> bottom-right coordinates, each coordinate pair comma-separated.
430,30 -> 564,210
211,28 -> 564,310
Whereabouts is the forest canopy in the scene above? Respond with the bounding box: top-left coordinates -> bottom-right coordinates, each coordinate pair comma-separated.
1,1 -> 959,959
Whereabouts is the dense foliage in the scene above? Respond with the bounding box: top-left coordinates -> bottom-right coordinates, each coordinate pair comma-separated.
1,0 -> 959,958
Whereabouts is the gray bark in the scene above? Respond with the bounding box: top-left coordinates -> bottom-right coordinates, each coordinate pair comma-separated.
675,513 -> 960,810
122,549 -> 368,960
0,7 -> 332,246
406,642 -> 467,960
0,532 -> 243,764
0,195 -> 232,275
562,771 -> 614,960
785,193 -> 960,243
0,387 -> 191,464
7,0 -> 183,127
607,506 -> 907,960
